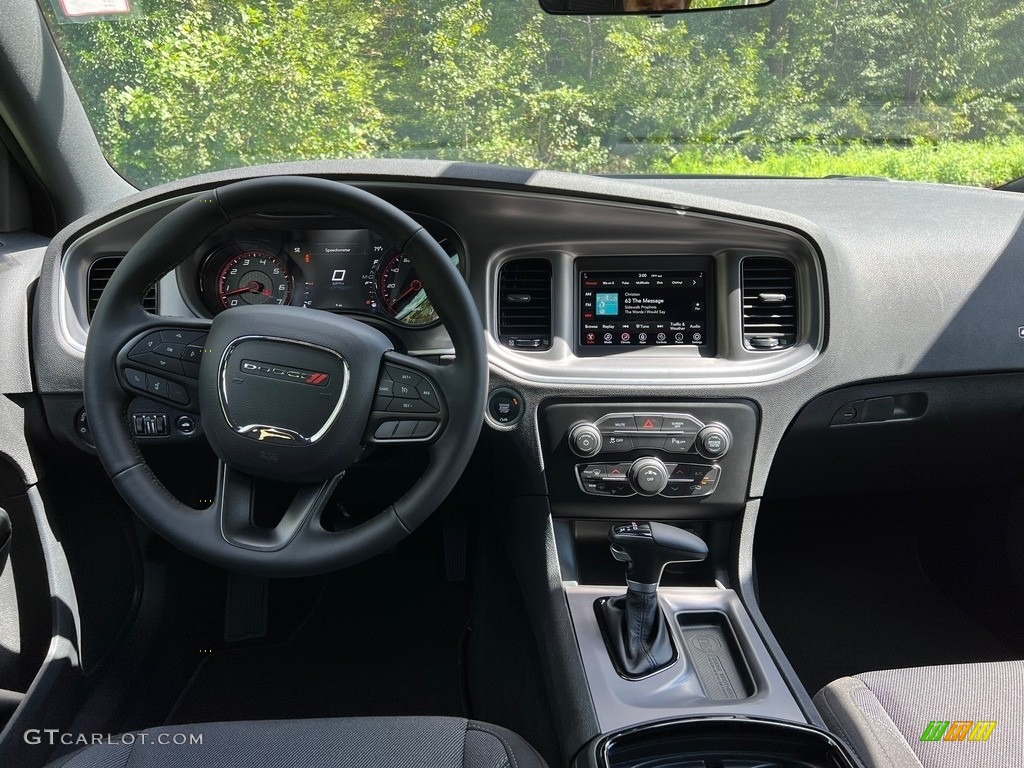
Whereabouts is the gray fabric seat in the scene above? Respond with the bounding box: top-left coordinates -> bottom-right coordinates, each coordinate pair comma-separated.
51,716 -> 548,768
814,661 -> 1024,768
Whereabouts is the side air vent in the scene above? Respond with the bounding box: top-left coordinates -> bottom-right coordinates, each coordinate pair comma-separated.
497,258 -> 552,350
87,256 -> 158,321
741,257 -> 797,350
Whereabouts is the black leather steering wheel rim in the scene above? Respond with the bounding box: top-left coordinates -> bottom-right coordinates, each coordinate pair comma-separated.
83,176 -> 487,576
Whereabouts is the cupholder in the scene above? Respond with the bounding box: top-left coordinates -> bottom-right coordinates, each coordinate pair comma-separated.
596,716 -> 860,768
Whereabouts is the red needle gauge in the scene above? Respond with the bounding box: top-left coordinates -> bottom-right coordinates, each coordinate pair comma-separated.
221,281 -> 263,297
391,279 -> 423,306
215,250 -> 292,310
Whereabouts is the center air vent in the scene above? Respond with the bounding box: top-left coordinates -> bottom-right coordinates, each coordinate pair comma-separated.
497,258 -> 552,350
741,257 -> 797,350
87,256 -> 158,321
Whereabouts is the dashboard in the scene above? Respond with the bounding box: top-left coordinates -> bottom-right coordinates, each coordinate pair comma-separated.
24,161 -> 1024,518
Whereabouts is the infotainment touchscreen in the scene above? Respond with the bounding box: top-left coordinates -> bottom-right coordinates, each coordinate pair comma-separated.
579,268 -> 709,349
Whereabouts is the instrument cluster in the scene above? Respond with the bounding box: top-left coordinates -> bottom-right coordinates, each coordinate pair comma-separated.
193,217 -> 464,328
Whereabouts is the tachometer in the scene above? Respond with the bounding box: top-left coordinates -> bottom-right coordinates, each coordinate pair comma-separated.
216,250 -> 292,309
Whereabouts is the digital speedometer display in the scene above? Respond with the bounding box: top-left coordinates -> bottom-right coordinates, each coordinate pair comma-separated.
289,228 -> 459,325
292,231 -> 377,313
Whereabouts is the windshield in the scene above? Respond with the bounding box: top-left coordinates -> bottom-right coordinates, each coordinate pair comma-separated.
40,0 -> 1024,188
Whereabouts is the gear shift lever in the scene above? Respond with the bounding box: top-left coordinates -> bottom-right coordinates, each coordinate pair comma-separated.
597,521 -> 708,678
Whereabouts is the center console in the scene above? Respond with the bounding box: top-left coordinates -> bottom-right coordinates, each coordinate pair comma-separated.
538,398 -> 857,768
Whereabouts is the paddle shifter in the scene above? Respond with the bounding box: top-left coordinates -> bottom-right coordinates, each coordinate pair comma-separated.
597,521 -> 708,678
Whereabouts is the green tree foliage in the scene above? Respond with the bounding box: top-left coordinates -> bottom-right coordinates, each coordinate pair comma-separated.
43,0 -> 1024,187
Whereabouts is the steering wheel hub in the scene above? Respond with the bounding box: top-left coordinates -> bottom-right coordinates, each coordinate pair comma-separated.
199,304 -> 392,484
220,339 -> 349,445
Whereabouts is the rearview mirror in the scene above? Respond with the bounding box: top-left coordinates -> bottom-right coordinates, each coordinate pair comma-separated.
539,0 -> 774,15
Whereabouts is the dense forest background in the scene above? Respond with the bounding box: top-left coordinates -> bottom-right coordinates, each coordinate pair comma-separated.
46,0 -> 1024,188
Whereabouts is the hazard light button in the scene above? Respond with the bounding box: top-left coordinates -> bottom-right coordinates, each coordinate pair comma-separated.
637,415 -> 663,431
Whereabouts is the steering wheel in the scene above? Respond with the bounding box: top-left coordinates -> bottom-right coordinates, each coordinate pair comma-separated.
83,177 -> 487,576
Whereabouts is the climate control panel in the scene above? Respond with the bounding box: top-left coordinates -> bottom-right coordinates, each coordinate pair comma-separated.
576,459 -> 721,499
540,401 -> 757,519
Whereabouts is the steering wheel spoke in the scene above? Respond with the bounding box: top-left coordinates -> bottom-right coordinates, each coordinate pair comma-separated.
365,351 -> 449,446
215,461 -> 342,552
116,321 -> 213,412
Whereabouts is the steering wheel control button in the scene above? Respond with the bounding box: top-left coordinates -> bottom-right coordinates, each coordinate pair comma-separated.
182,345 -> 204,363
569,423 -> 602,457
124,368 -> 147,389
145,374 -> 168,397
155,342 -> 185,358
132,351 -> 184,375
376,366 -> 440,415
371,419 -> 439,442
387,398 -> 434,414
412,421 -> 437,438
394,382 -> 418,399
418,383 -> 441,410
696,424 -> 731,460
386,366 -> 421,386
393,421 -> 418,438
129,333 -> 162,357
161,330 -> 205,345
166,380 -> 189,406
176,415 -> 196,434
487,388 -> 524,426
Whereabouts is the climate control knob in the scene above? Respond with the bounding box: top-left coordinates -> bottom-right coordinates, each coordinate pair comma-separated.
696,424 -> 731,460
628,457 -> 670,497
569,423 -> 602,457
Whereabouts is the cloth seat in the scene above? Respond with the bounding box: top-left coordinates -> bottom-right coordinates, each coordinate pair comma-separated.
50,716 -> 548,768
814,661 -> 1024,768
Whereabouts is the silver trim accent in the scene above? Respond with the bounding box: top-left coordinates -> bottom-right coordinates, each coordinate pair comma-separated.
59,194 -> 197,354
625,580 -> 659,594
218,335 -> 351,444
484,207 -> 826,386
